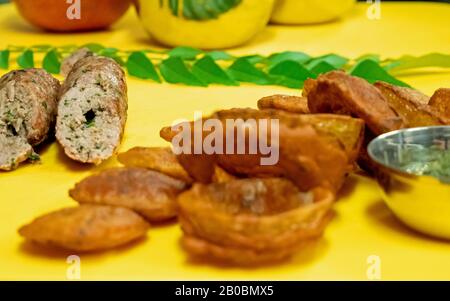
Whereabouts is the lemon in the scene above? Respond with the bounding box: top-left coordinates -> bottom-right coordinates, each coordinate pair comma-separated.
136,0 -> 275,49
271,0 -> 356,24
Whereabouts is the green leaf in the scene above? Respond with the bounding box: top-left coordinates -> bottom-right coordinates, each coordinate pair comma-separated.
168,46 -> 202,60
308,61 -> 337,76
268,51 -> 311,67
176,0 -> 243,20
351,59 -> 410,87
183,0 -> 209,19
82,43 -> 105,53
99,48 -> 125,65
31,44 -> 52,52
99,47 -> 118,56
192,56 -> 238,86
206,51 -> 234,61
228,58 -> 272,85
307,54 -> 348,69
241,54 -> 265,65
386,53 -> 450,73
160,57 -> 207,86
126,51 -> 161,82
0,50 -> 10,69
169,0 -> 179,16
355,54 -> 380,64
17,50 -> 34,69
28,152 -> 41,163
269,61 -> 314,89
42,50 -> 61,74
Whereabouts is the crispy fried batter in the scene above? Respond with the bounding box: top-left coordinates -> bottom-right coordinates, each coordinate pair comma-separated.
161,108 -> 362,192
376,82 -> 430,104
18,205 -> 150,252
222,120 -> 348,192
302,114 -> 364,164
214,109 -> 364,164
118,147 -> 193,183
178,178 -> 333,265
212,165 -> 237,183
160,125 -> 176,142
374,82 -> 446,127
306,71 -> 402,135
176,153 -> 217,183
302,78 -> 318,98
69,168 -> 187,222
257,95 -> 310,114
181,234 -> 311,266
429,88 -> 450,120
178,179 -> 334,251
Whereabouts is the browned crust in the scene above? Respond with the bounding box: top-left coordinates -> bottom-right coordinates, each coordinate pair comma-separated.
18,205 -> 150,252
429,88 -> 450,120
374,81 -> 446,127
69,167 -> 187,222
306,71 -> 402,135
178,180 -> 334,251
182,234 -> 311,266
160,108 -> 363,192
60,48 -> 94,77
117,147 -> 194,183
257,94 -> 310,114
179,179 -> 333,266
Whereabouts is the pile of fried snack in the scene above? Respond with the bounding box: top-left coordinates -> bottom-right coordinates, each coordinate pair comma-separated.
19,71 -> 450,266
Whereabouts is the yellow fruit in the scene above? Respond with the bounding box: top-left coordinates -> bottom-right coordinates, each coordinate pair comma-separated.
271,0 -> 356,24
135,0 -> 276,49
13,0 -> 132,32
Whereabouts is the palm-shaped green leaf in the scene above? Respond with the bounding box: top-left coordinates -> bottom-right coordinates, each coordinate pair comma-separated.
163,0 -> 242,20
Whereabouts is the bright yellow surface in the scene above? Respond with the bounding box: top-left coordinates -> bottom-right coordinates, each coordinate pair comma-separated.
1,2 -> 450,280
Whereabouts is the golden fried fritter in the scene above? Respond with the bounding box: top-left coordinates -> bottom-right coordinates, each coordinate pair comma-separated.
176,153 -> 217,184
257,94 -> 310,114
212,165 -> 237,183
377,82 -> 430,104
181,234 -> 311,266
221,121 -> 348,192
302,78 -> 318,98
300,114 -> 365,164
306,71 -> 402,135
374,82 -> 446,127
160,125 -> 176,142
429,88 -> 450,120
178,179 -> 334,251
69,168 -> 187,222
18,205 -> 150,252
212,109 -> 364,165
118,147 -> 193,183
161,108 -> 362,192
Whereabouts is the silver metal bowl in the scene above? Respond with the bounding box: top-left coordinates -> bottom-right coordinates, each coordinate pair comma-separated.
368,126 -> 450,240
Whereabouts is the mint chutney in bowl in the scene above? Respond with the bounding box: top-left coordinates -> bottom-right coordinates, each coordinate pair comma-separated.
368,126 -> 450,240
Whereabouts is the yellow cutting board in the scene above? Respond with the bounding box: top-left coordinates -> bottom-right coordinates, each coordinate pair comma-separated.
1,2 -> 450,280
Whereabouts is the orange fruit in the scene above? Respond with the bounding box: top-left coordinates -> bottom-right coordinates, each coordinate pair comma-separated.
13,0 -> 132,32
